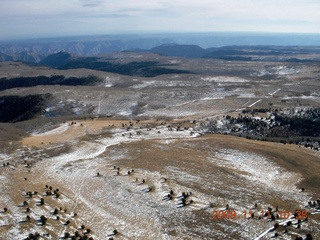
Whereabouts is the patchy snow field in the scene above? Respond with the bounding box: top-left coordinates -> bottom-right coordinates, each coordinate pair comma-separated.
1,120 -> 319,240
214,149 -> 305,202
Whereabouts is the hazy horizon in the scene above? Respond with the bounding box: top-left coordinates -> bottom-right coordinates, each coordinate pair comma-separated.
1,32 -> 320,49
1,0 -> 320,40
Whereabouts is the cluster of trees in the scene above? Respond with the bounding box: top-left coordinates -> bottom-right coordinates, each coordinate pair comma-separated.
274,108 -> 320,137
211,108 -> 320,145
241,108 -> 270,114
225,115 -> 268,136
56,58 -> 191,77
0,75 -> 101,91
0,94 -> 50,122
39,52 -> 191,77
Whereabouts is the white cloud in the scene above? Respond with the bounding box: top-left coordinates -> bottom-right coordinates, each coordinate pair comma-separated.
0,0 -> 319,39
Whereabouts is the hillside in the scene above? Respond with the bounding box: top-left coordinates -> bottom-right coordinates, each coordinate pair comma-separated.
149,44 -> 207,58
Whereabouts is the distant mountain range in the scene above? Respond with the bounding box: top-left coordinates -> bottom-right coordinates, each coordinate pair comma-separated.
1,33 -> 320,62
0,35 -> 176,62
137,44 -> 320,59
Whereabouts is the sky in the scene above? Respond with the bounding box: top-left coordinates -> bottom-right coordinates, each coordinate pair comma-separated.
1,0 -> 320,40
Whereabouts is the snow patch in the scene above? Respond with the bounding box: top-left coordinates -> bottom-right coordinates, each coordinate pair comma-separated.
31,123 -> 69,136
201,76 -> 250,83
214,149 -> 303,195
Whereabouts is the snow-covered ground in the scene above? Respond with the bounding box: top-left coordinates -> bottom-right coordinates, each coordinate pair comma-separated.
31,123 -> 70,136
0,124 -> 204,239
215,149 -> 305,202
201,76 -> 250,83
1,121 -> 319,239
